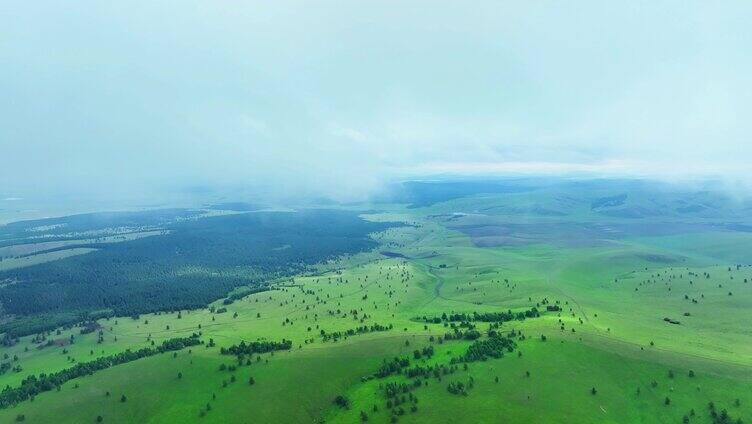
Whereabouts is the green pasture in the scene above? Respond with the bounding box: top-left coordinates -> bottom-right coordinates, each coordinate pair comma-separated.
1,198 -> 750,423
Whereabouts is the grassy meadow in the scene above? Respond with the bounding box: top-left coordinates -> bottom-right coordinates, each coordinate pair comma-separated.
0,189 -> 750,423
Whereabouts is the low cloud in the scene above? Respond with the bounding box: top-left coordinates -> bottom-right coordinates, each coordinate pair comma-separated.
2,1 -> 750,204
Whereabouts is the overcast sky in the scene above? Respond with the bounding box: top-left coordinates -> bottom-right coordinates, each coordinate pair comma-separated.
1,1 -> 751,202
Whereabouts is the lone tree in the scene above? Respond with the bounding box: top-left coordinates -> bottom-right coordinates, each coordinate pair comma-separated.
591,387 -> 597,395
334,395 -> 350,409
121,395 -> 127,403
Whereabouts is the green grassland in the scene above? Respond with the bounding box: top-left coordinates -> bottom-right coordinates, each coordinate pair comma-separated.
0,189 -> 751,423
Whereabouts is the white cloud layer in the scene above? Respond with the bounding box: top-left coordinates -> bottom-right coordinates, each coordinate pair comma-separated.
1,1 -> 751,202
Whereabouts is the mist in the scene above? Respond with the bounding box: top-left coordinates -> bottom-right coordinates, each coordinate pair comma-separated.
2,1 -> 751,206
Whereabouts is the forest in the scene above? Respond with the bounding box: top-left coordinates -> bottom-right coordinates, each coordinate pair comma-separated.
0,210 -> 396,337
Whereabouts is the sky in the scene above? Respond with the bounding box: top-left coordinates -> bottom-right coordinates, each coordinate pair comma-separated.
1,1 -> 751,203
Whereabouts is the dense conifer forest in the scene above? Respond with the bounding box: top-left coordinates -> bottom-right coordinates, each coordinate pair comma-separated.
0,210 -> 395,336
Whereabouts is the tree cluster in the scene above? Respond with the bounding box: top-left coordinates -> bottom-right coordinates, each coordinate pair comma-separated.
0,334 -> 201,408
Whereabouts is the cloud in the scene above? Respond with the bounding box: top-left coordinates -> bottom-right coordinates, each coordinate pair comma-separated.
239,115 -> 269,136
1,0 -> 751,204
